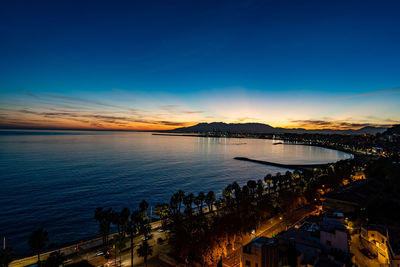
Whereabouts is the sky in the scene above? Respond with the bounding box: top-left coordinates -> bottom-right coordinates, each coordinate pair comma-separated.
1,0 -> 400,130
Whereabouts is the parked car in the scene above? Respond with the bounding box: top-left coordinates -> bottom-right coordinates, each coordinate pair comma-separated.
96,250 -> 104,256
142,234 -> 153,241
359,248 -> 376,259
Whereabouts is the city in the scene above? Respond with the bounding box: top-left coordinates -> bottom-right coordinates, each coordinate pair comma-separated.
1,1 -> 400,267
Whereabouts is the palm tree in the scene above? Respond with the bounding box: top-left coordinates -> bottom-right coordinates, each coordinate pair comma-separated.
197,192 -> 205,214
275,172 -> 282,192
120,207 -> 130,235
205,191 -> 216,213
139,200 -> 149,217
126,211 -> 140,267
43,250 -> 65,267
264,174 -> 273,194
28,228 -> 48,265
111,210 -> 122,234
176,190 -> 185,214
0,247 -> 14,267
169,194 -> 178,215
241,185 -> 250,205
137,240 -> 153,267
94,207 -> 104,222
256,180 -> 265,199
94,207 -> 113,246
114,234 -> 126,266
183,193 -> 194,216
222,185 -> 233,207
154,204 -> 170,227
247,180 -> 257,195
193,196 -> 201,214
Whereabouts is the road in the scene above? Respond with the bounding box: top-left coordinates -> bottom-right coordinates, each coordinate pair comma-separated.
349,234 -> 380,267
79,228 -> 169,267
9,221 -> 164,267
10,206 -> 314,267
222,206 -> 315,267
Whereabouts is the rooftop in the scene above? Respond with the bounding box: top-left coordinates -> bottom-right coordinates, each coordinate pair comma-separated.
248,236 -> 276,248
324,179 -> 383,206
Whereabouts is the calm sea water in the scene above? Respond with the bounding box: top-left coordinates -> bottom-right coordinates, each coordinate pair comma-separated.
0,130 -> 352,256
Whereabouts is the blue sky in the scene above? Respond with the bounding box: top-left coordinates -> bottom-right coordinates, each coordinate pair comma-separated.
1,0 -> 400,130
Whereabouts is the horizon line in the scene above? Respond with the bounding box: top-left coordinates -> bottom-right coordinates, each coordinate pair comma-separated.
0,121 -> 394,132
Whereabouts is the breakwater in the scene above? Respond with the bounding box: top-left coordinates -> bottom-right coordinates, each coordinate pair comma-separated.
234,157 -> 331,170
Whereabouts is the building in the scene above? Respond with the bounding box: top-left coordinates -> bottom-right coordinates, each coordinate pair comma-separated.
242,237 -> 288,267
242,212 -> 353,267
360,224 -> 400,266
320,212 -> 349,253
351,171 -> 365,181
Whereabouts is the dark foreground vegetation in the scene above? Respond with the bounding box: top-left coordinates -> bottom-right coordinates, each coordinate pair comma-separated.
88,158 -> 362,266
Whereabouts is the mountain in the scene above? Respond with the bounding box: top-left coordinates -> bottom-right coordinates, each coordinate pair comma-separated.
382,124 -> 400,135
173,122 -> 277,134
171,122 -> 387,135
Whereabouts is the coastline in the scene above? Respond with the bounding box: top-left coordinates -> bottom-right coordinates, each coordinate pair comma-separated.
153,132 -> 356,160
5,132 -> 357,261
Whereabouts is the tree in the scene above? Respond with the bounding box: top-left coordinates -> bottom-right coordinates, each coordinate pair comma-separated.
205,191 -> 216,213
137,241 -> 153,267
0,247 -> 14,267
43,250 -> 65,267
264,174 -> 273,194
139,200 -> 149,217
222,185 -> 233,210
28,228 -> 48,265
194,196 -> 202,214
275,172 -> 282,192
247,180 -> 257,195
114,234 -> 126,266
183,193 -> 194,216
126,210 -> 140,267
169,194 -> 179,216
94,207 -> 112,246
176,190 -> 185,214
119,207 -> 130,235
111,210 -> 123,235
154,204 -> 170,227
197,192 -> 205,214
256,180 -> 265,199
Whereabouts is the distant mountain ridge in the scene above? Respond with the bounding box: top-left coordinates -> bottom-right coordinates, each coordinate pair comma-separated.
171,122 -> 387,135
382,124 -> 400,135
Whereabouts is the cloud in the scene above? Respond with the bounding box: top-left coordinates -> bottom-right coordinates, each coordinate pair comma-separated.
44,94 -> 130,110
337,87 -> 400,99
21,90 -> 39,98
290,119 -> 396,130
182,110 -> 203,114
236,117 -> 259,122
14,108 -> 192,129
22,90 -> 141,113
159,105 -> 204,114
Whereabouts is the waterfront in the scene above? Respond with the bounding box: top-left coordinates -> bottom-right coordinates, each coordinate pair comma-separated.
0,130 -> 352,256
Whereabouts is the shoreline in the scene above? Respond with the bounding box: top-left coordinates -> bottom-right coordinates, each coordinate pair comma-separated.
153,132 -> 356,159
7,132 -> 357,261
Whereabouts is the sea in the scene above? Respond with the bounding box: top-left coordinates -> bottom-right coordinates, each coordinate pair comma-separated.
0,130 -> 352,256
